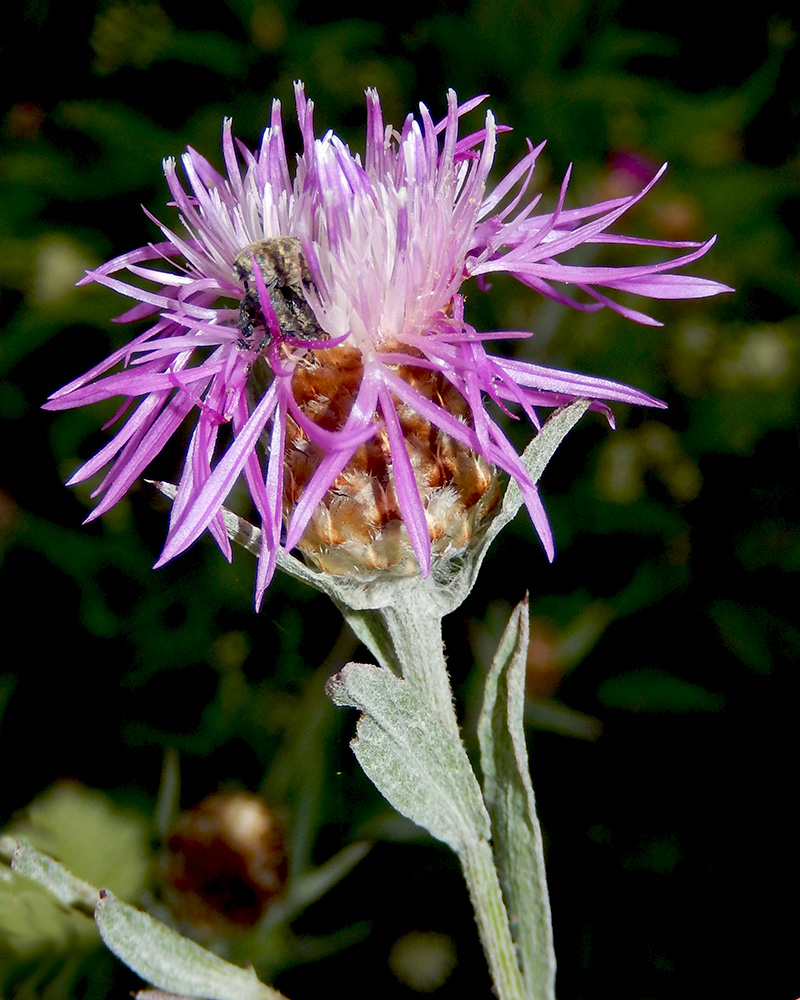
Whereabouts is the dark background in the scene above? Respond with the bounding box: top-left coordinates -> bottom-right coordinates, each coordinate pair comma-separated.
1,2 -> 798,998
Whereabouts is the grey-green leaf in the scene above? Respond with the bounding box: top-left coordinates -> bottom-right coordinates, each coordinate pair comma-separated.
10,838 -> 99,912
327,662 -> 491,853
94,890 -> 286,1000
477,599 -> 556,1000
500,399 -> 590,526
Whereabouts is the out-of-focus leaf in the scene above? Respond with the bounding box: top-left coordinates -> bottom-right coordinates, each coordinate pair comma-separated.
5,783 -> 149,901
597,668 -> 725,713
260,841 -> 371,930
711,600 -> 800,673
0,842 -> 97,963
622,835 -> 683,874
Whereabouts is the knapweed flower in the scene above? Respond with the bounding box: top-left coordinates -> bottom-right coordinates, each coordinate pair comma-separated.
45,84 -> 730,608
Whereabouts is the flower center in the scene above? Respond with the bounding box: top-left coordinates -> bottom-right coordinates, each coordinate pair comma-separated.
284,345 -> 501,577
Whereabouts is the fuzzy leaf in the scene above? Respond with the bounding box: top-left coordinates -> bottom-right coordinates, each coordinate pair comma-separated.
500,399 -> 590,525
94,891 -> 286,1000
10,839 -> 98,912
327,663 -> 491,853
477,598 -> 556,1000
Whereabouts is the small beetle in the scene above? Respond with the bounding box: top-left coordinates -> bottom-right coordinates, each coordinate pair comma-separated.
233,236 -> 323,348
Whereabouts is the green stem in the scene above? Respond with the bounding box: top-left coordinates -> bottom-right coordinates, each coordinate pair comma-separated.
380,601 -> 461,741
460,839 -> 526,1000
347,598 -> 526,1000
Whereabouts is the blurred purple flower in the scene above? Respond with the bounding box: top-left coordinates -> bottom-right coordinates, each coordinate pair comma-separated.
45,84 -> 730,608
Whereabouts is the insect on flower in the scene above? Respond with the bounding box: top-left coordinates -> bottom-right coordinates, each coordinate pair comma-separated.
44,83 -> 732,609
233,236 -> 324,348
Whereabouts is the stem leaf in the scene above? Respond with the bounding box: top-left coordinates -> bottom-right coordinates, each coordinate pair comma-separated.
327,662 -> 491,853
500,399 -> 590,526
10,838 -> 99,912
94,890 -> 286,1000
477,598 -> 556,1000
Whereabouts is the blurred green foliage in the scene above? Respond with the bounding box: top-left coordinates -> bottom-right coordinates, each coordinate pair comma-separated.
1,1 -> 797,998
0,784 -> 148,997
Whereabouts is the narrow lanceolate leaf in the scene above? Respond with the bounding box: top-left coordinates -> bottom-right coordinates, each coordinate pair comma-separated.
477,598 -> 556,1000
11,839 -> 99,912
94,891 -> 286,1000
327,662 -> 491,854
134,992 -> 195,1000
500,399 -> 590,527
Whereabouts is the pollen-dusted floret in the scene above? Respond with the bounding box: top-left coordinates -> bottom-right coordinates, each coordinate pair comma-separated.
44,82 -> 731,608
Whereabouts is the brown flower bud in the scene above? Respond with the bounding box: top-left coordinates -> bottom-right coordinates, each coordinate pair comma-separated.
159,791 -> 287,933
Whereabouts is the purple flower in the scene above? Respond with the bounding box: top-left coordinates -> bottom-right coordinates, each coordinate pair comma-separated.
45,84 -> 730,608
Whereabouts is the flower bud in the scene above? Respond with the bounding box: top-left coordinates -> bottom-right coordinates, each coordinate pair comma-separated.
159,791 -> 287,933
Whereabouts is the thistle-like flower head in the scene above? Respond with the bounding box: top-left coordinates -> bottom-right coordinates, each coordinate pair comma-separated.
45,84 -> 730,608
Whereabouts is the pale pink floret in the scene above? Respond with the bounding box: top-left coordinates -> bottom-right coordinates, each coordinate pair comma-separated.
45,83 -> 731,608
